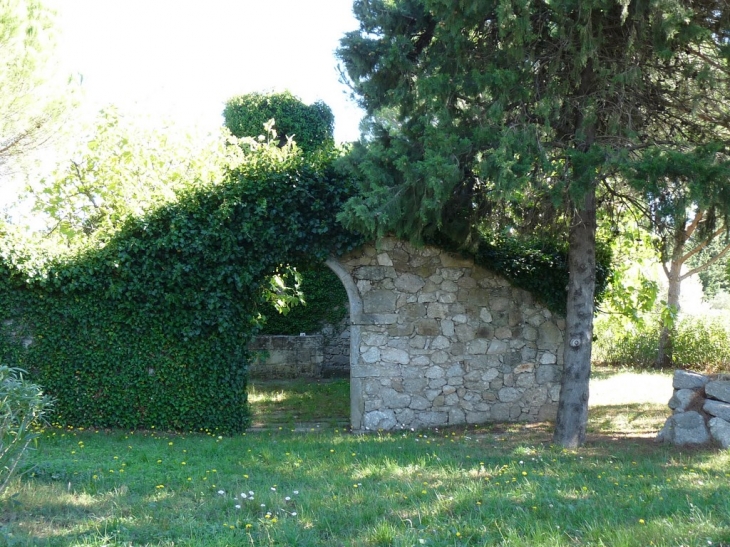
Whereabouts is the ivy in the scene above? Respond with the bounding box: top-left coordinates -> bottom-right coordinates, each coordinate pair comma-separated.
0,139 -> 361,433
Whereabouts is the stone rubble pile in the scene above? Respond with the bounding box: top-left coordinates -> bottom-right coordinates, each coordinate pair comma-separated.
657,370 -> 730,448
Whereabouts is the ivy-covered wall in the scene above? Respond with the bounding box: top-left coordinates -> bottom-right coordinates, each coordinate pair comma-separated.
0,144 -> 361,433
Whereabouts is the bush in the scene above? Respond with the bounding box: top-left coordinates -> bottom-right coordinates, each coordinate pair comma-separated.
0,366 -> 52,496
593,312 -> 730,373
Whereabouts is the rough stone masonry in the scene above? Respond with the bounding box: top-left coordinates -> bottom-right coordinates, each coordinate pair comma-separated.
657,370 -> 730,448
327,238 -> 565,431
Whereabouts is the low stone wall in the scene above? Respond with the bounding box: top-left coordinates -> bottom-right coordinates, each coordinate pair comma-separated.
321,321 -> 351,378
657,370 -> 730,448
248,335 -> 324,379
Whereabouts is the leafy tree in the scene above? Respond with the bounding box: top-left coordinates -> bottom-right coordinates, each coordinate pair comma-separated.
0,0 -> 70,179
337,0 -> 729,447
628,149 -> 730,367
24,108 -> 242,246
223,91 -> 334,154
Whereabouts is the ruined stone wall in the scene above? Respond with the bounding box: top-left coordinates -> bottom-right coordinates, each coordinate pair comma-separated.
330,238 -> 565,431
248,335 -> 324,379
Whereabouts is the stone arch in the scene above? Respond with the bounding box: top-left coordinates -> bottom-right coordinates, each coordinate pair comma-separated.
325,257 -> 364,430
327,238 -> 565,432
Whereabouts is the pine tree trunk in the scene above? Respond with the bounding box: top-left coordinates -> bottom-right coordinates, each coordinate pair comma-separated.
553,188 -> 597,449
657,257 -> 682,368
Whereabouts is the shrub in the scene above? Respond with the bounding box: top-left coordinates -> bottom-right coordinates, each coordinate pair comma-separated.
594,312 -> 730,373
0,366 -> 52,496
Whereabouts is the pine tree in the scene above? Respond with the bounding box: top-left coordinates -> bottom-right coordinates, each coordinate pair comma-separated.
338,0 -> 730,447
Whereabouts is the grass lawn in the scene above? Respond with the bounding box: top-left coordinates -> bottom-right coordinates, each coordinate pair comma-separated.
2,369 -> 729,546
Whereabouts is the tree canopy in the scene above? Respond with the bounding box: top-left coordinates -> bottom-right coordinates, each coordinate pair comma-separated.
338,0 -> 730,447
0,0 -> 71,180
223,91 -> 334,154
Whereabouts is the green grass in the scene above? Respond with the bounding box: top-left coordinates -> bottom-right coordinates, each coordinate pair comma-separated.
2,372 -> 729,546
247,379 -> 349,429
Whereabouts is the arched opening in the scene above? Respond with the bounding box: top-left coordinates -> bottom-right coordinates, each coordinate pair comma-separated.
245,260 -> 356,430
325,258 -> 364,430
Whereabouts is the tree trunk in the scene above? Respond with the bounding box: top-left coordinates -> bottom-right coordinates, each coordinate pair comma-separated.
657,256 -> 682,368
553,188 -> 597,448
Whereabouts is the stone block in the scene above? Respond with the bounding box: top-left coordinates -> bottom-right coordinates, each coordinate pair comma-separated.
381,388 -> 411,409
706,381 -> 730,404
395,273 -> 426,293
487,340 -> 508,354
539,352 -> 557,365
381,347 -> 409,365
709,417 -> 730,448
537,321 -> 562,351
495,327 -> 512,339
491,403 -> 511,421
449,408 -> 466,425
466,411 -> 490,423
429,378 -> 447,389
514,363 -> 535,374
516,374 -> 536,388
672,370 -> 709,390
438,292 -> 457,304
657,411 -> 710,445
415,319 -> 440,337
361,347 -> 380,364
409,395 -> 431,410
363,410 -> 397,430
418,411 -> 449,426
498,387 -> 520,403
425,366 -> 445,379
431,335 -> 451,349
703,399 -> 730,421
363,290 -> 397,313
538,403 -> 558,421
668,388 -> 702,411
467,339 -> 490,355
426,302 -> 449,319
536,365 -> 558,385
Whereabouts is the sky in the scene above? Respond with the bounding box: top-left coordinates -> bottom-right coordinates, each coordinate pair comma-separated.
45,0 -> 365,143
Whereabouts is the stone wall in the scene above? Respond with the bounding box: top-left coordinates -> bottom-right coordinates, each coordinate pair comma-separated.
327,238 -> 565,432
249,318 -> 351,380
320,320 -> 351,378
657,370 -> 730,448
248,335 -> 324,379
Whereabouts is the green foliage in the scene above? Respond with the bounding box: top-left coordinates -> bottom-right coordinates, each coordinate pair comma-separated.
0,135 -> 361,433
596,218 -> 661,328
0,366 -> 52,496
465,232 -> 612,317
223,91 -> 334,154
594,312 -> 730,373
0,0 -> 72,177
25,108 -> 242,246
258,264 -> 348,335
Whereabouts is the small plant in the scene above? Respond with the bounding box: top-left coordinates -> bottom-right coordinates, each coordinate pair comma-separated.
0,366 -> 53,496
